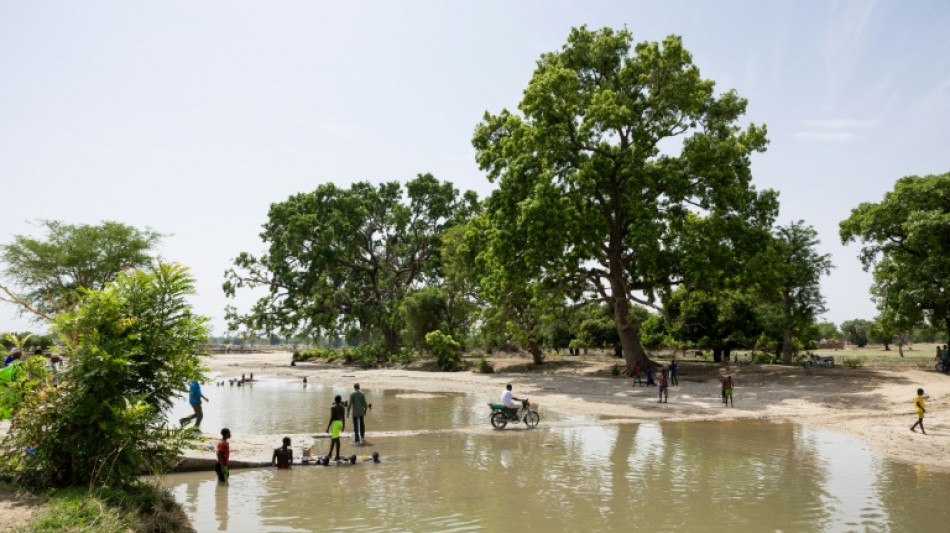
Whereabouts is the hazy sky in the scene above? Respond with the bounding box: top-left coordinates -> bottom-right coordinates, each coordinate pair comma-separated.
2,1 -> 949,335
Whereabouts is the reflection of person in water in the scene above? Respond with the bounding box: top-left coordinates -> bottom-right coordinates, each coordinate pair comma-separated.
215,480 -> 229,531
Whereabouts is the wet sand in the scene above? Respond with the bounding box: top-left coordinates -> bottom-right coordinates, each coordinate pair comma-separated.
190,351 -> 950,472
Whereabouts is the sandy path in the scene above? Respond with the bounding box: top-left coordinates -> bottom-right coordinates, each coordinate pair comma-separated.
190,351 -> 950,472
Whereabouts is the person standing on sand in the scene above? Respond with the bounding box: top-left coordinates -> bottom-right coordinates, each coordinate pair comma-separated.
911,388 -> 927,434
180,379 -> 209,430
216,428 -> 231,483
645,366 -> 656,386
658,367 -> 669,403
326,395 -> 346,461
348,383 -> 371,446
723,376 -> 734,407
669,359 -> 678,386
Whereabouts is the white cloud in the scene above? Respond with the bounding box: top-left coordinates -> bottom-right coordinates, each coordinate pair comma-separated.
792,131 -> 856,141
793,117 -> 875,142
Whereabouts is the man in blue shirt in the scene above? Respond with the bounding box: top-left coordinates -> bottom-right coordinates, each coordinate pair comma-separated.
179,379 -> 209,430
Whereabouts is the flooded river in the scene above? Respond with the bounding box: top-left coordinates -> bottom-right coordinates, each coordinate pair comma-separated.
162,383 -> 950,532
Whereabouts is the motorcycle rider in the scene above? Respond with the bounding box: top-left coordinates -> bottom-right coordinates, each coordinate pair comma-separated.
501,384 -> 525,419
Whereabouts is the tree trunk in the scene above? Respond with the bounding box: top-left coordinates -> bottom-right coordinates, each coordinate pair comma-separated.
712,348 -> 723,363
724,347 -> 732,362
782,327 -> 793,364
883,342 -> 890,351
527,341 -> 544,365
383,329 -> 399,351
614,345 -> 623,358
898,342 -> 904,357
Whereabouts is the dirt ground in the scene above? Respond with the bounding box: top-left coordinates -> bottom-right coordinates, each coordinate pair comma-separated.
194,350 -> 950,472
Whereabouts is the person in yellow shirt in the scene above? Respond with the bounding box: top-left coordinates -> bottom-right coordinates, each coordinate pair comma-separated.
910,388 -> 926,434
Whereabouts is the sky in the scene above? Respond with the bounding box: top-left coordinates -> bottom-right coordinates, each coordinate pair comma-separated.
2,1 -> 949,336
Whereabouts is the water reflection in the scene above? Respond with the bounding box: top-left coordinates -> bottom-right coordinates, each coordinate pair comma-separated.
162,421 -> 950,532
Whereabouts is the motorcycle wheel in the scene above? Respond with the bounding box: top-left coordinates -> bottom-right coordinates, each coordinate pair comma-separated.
524,411 -> 540,428
491,411 -> 508,429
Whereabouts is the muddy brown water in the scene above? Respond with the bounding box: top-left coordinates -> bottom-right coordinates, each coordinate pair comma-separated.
162,383 -> 950,532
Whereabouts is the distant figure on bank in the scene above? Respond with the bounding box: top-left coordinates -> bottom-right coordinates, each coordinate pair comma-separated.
216,428 -> 231,483
348,383 -> 371,445
180,379 -> 209,429
669,359 -> 678,386
326,395 -> 346,461
722,376 -> 734,407
658,367 -> 669,403
911,388 -> 927,434
272,437 -> 294,469
632,363 -> 644,387
645,366 -> 656,386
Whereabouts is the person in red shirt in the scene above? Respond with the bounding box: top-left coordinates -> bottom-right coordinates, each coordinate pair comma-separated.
216,428 -> 231,483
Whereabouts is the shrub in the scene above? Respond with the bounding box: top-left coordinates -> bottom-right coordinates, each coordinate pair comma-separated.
610,364 -> 621,377
426,330 -> 461,371
473,356 -> 494,374
842,357 -> 864,368
1,263 -> 208,488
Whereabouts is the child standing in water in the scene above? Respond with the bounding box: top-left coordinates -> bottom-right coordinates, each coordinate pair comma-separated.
216,428 -> 231,483
911,388 -> 926,434
326,395 -> 346,461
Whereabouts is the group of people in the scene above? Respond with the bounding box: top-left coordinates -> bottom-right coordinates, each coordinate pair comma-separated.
631,361 -> 678,403
936,345 -> 949,372
209,381 -> 377,483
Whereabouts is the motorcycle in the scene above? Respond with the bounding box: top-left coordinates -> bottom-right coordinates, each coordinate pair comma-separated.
488,399 -> 540,429
803,354 -> 835,369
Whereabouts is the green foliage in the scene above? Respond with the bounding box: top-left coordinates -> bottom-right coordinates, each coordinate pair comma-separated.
472,26 -> 778,370
293,344 -> 414,367
1,263 -> 208,488
400,287 -> 450,351
814,322 -> 841,341
27,482 -> 189,533
473,356 -> 493,374
610,364 -> 621,377
841,319 -> 873,347
756,222 -> 832,363
664,288 -> 762,362
0,220 -> 162,316
840,172 -> 950,341
224,175 -> 478,351
842,357 -> 864,368
426,330 -> 461,371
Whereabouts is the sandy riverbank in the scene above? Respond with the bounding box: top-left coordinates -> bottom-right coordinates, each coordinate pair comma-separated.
188,350 -> 950,472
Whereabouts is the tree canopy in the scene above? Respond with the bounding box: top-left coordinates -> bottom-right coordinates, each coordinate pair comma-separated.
0,220 -> 162,318
472,26 -> 777,371
224,174 -> 478,350
840,172 -> 950,340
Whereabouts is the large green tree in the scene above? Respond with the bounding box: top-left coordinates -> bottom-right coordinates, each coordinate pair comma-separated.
840,172 -> 950,341
472,26 -> 777,371
0,220 -> 162,317
224,174 -> 477,350
664,288 -> 762,363
760,222 -> 832,364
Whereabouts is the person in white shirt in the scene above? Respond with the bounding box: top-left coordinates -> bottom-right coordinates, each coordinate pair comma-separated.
501,384 -> 524,415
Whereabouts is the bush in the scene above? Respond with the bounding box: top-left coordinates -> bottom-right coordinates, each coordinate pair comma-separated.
426,330 -> 461,371
473,356 -> 494,374
1,263 -> 208,488
610,364 -> 621,377
29,482 -> 191,533
842,357 -> 864,368
293,345 -> 414,367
